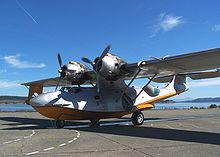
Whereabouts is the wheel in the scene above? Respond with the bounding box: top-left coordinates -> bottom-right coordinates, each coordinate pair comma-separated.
131,111 -> 144,126
56,120 -> 65,128
90,119 -> 100,127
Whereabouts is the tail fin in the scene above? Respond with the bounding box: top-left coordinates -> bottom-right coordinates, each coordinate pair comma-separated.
25,85 -> 43,105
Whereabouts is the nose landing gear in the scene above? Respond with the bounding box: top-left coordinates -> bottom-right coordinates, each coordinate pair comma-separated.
131,111 -> 144,126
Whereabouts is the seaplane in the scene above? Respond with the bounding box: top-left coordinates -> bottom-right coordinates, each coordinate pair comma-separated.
22,45 -> 220,128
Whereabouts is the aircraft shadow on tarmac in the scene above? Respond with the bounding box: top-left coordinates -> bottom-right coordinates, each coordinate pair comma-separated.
1,116 -> 220,145
0,117 -> 159,130
0,117 -> 88,129
76,125 -> 220,145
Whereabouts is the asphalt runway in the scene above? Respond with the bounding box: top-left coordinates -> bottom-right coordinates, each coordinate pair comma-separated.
0,109 -> 220,157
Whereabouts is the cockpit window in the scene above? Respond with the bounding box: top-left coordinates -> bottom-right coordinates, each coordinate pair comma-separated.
60,87 -> 71,92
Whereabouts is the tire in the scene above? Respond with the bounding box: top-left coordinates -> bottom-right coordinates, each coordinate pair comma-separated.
131,111 -> 144,126
56,120 -> 65,128
90,119 -> 100,127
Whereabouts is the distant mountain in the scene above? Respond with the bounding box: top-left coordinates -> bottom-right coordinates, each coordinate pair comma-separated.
179,97 -> 220,103
0,96 -> 27,104
156,97 -> 220,104
173,97 -> 194,101
157,100 -> 176,103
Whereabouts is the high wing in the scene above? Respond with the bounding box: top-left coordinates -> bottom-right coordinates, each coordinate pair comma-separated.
22,77 -> 73,87
124,48 -> 220,80
22,71 -> 96,87
22,47 -> 220,87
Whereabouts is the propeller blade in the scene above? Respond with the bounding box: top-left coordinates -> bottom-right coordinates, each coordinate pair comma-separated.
94,44 -> 111,72
98,44 -> 111,62
57,53 -> 62,68
81,57 -> 93,64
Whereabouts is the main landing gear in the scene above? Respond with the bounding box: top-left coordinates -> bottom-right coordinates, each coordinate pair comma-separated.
55,119 -> 100,128
55,113 -> 144,128
56,120 -> 65,128
131,110 -> 144,126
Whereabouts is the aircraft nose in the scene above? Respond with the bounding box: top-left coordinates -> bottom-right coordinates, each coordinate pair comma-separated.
29,96 -> 45,106
29,92 -> 61,106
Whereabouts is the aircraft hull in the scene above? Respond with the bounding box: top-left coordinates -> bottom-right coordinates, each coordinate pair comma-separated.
33,106 -> 131,120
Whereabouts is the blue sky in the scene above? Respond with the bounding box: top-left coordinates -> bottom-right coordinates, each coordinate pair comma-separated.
0,0 -> 220,99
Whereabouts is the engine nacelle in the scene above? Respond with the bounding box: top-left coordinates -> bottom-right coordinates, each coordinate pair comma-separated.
97,54 -> 127,81
59,61 -> 90,85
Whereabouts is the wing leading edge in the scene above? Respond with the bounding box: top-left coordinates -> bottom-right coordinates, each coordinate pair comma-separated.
21,77 -> 73,87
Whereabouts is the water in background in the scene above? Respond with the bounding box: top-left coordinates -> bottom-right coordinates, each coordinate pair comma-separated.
0,103 -> 34,111
155,102 -> 220,109
0,102 -> 219,111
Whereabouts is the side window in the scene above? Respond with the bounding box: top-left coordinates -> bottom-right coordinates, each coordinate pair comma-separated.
60,87 -> 71,92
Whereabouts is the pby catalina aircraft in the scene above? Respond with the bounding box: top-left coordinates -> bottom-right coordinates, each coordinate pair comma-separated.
22,45 -> 220,128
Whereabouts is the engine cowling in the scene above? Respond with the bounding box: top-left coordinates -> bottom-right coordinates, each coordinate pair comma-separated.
96,54 -> 127,81
59,61 -> 90,85
81,45 -> 128,82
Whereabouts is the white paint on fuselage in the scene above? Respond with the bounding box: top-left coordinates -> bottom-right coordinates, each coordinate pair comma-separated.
29,76 -> 186,113
77,101 -> 87,110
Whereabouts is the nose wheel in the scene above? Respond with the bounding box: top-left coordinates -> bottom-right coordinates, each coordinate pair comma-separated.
131,111 -> 144,126
56,120 -> 65,128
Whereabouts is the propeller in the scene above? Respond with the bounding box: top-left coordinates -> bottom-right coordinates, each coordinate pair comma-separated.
97,44 -> 111,66
57,53 -> 62,68
81,44 -> 111,92
57,53 -> 67,78
81,57 -> 93,65
81,45 -> 111,71
55,53 -> 63,92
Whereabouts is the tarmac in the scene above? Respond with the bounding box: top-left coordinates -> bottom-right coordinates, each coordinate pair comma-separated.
0,109 -> 220,157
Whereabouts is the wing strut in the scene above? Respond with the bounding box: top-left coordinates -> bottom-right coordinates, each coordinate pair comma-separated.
116,61 -> 147,102
133,73 -> 157,101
